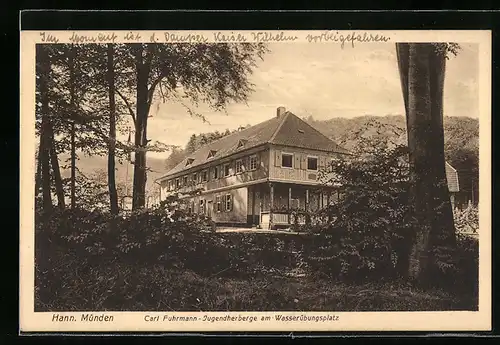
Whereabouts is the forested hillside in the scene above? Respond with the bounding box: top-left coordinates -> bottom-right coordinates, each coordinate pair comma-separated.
164,115 -> 479,187
305,115 -> 478,173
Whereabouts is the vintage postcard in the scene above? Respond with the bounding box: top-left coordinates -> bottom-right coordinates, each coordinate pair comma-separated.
20,29 -> 491,333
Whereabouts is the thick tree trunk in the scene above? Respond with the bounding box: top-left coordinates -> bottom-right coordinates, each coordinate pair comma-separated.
37,45 -> 53,212
48,127 -> 65,210
107,44 -> 119,215
132,44 -> 150,210
428,48 -> 456,249
396,43 -> 456,284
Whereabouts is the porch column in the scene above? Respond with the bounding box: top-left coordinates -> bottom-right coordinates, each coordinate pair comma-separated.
305,188 -> 310,225
288,186 -> 292,224
305,189 -> 309,212
251,187 -> 256,226
269,182 -> 274,230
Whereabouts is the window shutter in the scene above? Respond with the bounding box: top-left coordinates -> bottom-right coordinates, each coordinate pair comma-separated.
319,156 -> 325,169
274,150 -> 281,167
256,152 -> 261,168
300,154 -> 307,169
294,154 -> 300,170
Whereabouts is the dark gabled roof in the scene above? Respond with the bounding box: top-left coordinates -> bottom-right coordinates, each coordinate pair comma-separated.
270,112 -> 350,153
157,111 -> 350,180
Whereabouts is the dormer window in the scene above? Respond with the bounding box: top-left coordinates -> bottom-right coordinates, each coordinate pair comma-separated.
237,139 -> 247,149
186,158 -> 195,166
207,150 -> 217,159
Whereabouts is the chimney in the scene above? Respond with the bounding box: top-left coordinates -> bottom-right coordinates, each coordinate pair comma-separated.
277,106 -> 286,118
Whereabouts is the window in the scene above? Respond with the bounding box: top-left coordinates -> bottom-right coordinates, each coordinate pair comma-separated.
224,163 -> 231,177
215,196 -> 221,212
225,194 -> 233,211
207,150 -> 217,159
175,178 -> 180,189
235,159 -> 244,174
192,173 -> 197,184
282,153 -> 293,168
201,170 -> 208,182
307,156 -> 318,171
249,155 -> 258,170
212,166 -> 218,180
237,139 -> 247,149
200,199 -> 205,214
183,176 -> 188,186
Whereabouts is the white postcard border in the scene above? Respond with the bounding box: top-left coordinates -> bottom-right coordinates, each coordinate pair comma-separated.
19,29 -> 492,333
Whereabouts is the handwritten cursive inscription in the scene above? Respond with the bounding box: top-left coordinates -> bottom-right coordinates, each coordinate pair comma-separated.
213,32 -> 248,42
251,31 -> 298,42
164,32 -> 208,43
69,32 -> 118,44
123,32 -> 141,41
40,32 -> 59,44
306,31 -> 391,48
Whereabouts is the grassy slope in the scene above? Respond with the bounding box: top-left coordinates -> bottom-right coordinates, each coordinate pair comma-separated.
35,252 -> 477,312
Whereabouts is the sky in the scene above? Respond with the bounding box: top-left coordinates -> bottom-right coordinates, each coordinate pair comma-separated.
142,42 -> 479,159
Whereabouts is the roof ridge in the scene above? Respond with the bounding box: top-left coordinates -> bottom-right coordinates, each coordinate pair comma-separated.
294,114 -> 350,153
268,111 -> 291,143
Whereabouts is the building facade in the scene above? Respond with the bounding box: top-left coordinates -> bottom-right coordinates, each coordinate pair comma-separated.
156,107 -> 463,228
156,107 -> 351,229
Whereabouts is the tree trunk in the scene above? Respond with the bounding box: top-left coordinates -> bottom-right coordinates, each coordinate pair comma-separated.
107,43 -> 119,215
37,45 -> 53,212
396,43 -> 456,284
48,126 -> 65,210
132,44 -> 150,210
428,47 -> 456,249
35,147 -> 42,196
69,47 -> 77,209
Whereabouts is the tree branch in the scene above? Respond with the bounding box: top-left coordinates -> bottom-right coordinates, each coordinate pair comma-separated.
146,77 -> 162,113
115,89 -> 136,126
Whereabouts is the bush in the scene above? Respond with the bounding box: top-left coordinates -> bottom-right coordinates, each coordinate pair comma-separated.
35,204 -> 310,278
453,205 -> 479,234
309,145 -> 414,282
426,232 -> 478,302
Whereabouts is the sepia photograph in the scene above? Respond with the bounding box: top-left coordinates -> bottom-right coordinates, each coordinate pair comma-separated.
19,29 -> 491,332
